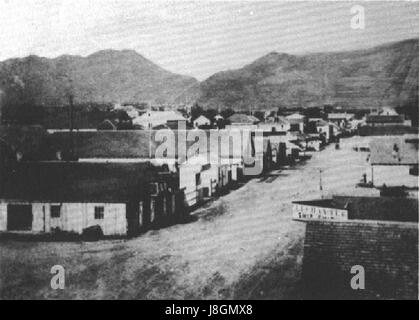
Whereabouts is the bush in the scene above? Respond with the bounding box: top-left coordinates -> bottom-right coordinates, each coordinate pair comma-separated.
82,225 -> 104,240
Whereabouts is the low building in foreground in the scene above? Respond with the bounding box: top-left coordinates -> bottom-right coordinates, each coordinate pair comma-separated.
0,162 -> 186,237
293,196 -> 418,299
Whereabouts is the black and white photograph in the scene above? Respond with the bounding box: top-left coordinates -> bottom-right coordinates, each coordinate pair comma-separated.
0,0 -> 418,303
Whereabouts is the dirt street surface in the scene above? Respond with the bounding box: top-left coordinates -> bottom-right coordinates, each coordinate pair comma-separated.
0,137 -> 376,299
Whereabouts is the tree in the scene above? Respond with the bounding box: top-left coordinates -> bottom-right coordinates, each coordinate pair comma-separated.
254,111 -> 265,121
396,100 -> 418,127
304,107 -> 321,119
220,108 -> 235,119
191,104 -> 204,120
204,108 -> 217,122
304,121 -> 318,134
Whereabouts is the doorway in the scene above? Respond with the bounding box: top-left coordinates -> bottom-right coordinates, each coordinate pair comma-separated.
7,204 -> 33,231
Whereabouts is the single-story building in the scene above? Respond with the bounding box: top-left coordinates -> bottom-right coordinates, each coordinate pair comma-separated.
366,115 -> 405,127
289,132 -> 323,152
257,116 -> 290,133
367,136 -> 418,188
286,113 -> 305,132
293,195 -> 418,222
226,113 -> 260,130
313,119 -> 331,142
193,115 -> 211,128
133,110 -> 186,129
0,162 -> 186,236
327,113 -> 354,127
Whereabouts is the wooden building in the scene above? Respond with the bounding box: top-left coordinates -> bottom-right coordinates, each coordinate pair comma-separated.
367,136 -> 418,188
0,162 -> 186,236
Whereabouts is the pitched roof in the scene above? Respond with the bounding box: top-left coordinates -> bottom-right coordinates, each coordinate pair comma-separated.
228,113 -> 259,124
286,113 -> 305,120
369,136 -> 418,165
277,116 -> 290,125
315,119 -> 329,127
49,130 -> 156,159
194,115 -> 210,123
328,113 -> 353,120
0,162 -> 155,202
133,110 -> 186,128
366,115 -> 404,124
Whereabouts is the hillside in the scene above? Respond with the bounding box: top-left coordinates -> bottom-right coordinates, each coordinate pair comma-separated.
0,50 -> 198,107
0,39 -> 417,113
197,38 -> 419,110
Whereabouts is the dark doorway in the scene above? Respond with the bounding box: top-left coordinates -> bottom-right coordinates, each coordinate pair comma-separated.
290,123 -> 300,131
7,204 -> 33,231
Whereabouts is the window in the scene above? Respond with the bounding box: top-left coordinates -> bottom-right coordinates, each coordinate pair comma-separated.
94,206 -> 104,219
409,165 -> 418,176
51,205 -> 61,218
149,183 -> 159,196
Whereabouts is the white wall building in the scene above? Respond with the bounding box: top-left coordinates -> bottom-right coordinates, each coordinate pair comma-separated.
367,136 -> 418,188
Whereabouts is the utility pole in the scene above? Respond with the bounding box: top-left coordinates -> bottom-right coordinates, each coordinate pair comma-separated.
319,168 -> 323,198
68,93 -> 74,159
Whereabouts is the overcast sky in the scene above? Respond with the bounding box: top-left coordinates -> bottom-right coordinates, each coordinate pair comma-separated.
0,0 -> 418,80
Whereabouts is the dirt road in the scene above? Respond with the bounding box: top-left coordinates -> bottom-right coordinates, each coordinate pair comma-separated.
0,137 -> 374,299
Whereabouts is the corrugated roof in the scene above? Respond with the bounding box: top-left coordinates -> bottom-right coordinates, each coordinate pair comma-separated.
133,110 -> 186,128
48,129 -> 254,162
369,136 -> 418,165
48,130 -> 201,161
0,162 -> 156,202
49,130 -> 156,159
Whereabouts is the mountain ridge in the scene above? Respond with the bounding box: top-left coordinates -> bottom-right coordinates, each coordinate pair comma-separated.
196,38 -> 418,110
0,50 -> 199,107
1,38 -> 418,111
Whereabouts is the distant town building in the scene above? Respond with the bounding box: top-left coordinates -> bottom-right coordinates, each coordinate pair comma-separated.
257,116 -> 290,132
286,113 -> 305,132
193,115 -> 211,128
366,114 -> 406,127
313,119 -> 331,142
133,110 -> 186,129
327,113 -> 354,127
379,106 -> 399,116
113,104 -> 140,119
227,113 -> 260,129
367,135 -> 418,188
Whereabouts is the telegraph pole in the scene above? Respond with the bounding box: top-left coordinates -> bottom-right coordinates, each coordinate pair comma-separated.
68,92 -> 74,160
319,168 -> 323,198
